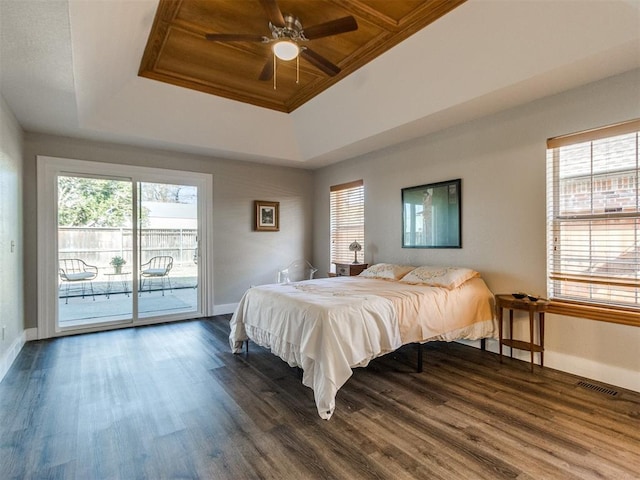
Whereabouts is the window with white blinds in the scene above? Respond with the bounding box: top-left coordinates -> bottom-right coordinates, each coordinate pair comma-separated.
330,180 -> 364,263
546,119 -> 640,325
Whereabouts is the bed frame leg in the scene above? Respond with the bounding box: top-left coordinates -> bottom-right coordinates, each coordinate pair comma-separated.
244,339 -> 249,354
481,338 -> 486,351
417,343 -> 423,373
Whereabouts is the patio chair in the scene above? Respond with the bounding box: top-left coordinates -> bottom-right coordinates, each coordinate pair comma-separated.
140,256 -> 173,295
58,259 -> 98,304
277,259 -> 318,283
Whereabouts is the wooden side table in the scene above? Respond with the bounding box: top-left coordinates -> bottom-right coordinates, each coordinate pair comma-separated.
333,263 -> 368,277
496,294 -> 549,372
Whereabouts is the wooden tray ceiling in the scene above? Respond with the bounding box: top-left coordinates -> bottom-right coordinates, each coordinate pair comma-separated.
139,0 -> 466,113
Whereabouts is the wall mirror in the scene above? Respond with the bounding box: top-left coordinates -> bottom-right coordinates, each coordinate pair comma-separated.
402,178 -> 461,248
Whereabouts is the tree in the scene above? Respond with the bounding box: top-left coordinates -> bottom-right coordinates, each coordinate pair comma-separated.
58,176 -> 133,227
140,183 -> 196,203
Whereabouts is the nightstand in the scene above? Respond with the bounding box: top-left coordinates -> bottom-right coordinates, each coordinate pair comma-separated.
496,294 -> 550,372
333,262 -> 368,276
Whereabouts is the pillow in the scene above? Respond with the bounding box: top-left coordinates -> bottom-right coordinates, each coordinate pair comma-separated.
359,263 -> 415,280
399,265 -> 479,289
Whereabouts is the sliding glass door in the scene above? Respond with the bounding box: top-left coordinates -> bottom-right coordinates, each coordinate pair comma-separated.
38,156 -> 212,338
137,181 -> 199,319
57,175 -> 134,328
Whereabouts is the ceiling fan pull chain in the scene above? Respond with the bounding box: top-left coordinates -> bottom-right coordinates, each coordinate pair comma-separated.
296,55 -> 299,84
273,53 -> 277,90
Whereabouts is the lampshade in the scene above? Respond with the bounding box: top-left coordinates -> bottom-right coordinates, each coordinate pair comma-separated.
349,241 -> 362,253
349,240 -> 362,264
273,40 -> 299,61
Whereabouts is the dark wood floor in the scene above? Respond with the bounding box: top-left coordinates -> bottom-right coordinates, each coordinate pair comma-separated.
1,316 -> 639,480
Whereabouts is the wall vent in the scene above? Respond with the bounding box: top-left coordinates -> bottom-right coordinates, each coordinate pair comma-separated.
577,380 -> 619,397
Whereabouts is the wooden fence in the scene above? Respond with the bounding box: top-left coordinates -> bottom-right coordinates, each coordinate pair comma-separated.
58,227 -> 198,268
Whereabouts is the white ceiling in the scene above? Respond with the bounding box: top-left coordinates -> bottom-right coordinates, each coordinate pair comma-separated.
1,0 -> 639,169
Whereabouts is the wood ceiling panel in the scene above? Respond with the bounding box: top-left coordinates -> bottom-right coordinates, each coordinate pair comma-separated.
158,29 -> 260,85
175,0 -> 270,36
351,0 -> 428,24
139,0 -> 466,112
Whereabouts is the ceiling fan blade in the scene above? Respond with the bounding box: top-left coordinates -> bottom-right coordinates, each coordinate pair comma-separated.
301,48 -> 341,76
303,16 -> 358,40
258,57 -> 274,81
259,0 -> 285,27
205,33 -> 266,42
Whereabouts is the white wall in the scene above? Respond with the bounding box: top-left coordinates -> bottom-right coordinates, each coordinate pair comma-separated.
313,69 -> 640,393
0,95 -> 26,381
22,134 -> 314,328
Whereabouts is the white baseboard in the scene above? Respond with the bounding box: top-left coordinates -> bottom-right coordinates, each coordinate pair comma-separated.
459,339 -> 639,394
213,303 -> 238,316
0,328 -> 35,383
498,347 -> 640,394
545,350 -> 640,393
25,327 -> 37,342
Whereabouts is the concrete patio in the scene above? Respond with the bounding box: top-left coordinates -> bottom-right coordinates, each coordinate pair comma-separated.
58,271 -> 199,327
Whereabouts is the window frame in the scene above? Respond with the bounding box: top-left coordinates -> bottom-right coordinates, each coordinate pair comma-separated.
546,119 -> 640,327
330,180 -> 365,264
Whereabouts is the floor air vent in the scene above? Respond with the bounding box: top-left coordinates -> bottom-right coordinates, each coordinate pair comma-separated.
577,380 -> 619,397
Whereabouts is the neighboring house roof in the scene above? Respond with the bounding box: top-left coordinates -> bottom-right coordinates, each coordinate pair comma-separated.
142,202 -> 197,229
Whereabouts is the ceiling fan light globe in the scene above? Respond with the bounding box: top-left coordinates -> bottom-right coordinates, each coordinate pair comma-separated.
273,40 -> 299,61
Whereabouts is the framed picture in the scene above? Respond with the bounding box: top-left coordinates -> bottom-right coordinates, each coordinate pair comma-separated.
402,178 -> 461,248
254,200 -> 279,231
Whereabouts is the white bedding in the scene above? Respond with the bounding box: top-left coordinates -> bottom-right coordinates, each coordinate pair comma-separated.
229,276 -> 496,419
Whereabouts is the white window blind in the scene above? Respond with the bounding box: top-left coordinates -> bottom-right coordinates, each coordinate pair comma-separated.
546,119 -> 640,315
330,180 -> 364,263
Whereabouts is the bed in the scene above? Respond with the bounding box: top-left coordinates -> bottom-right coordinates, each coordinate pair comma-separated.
229,264 -> 497,419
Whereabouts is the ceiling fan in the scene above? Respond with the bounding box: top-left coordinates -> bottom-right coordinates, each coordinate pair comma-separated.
205,0 -> 358,82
